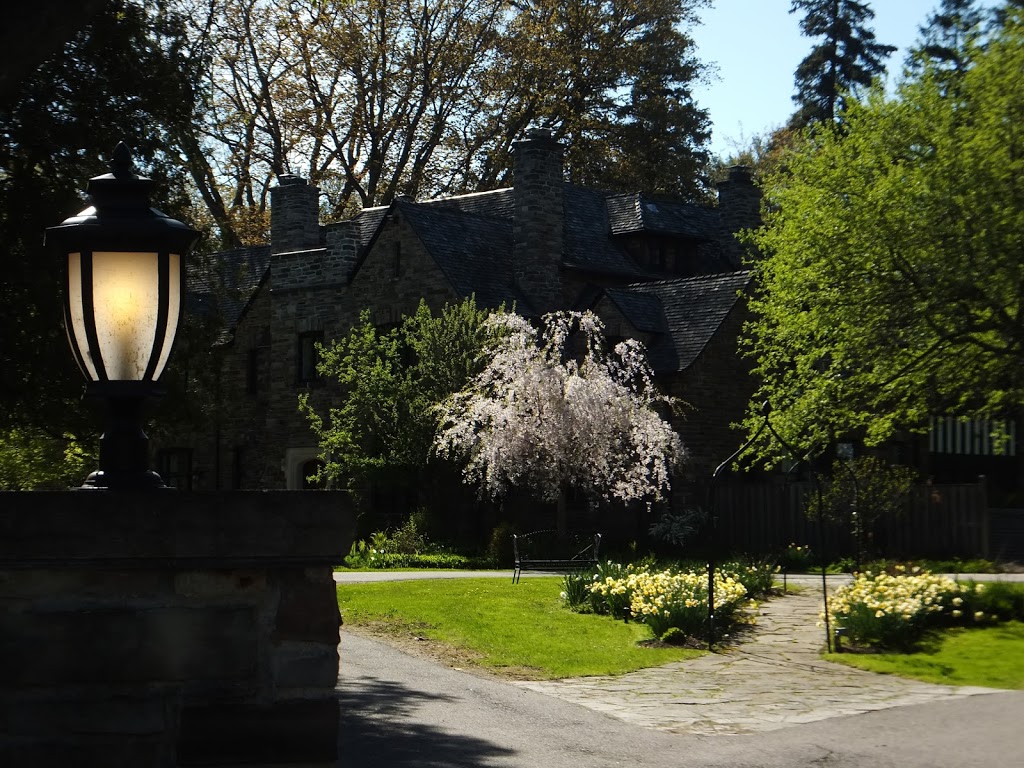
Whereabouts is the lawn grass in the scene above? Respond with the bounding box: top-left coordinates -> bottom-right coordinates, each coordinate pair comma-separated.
826,621 -> 1024,689
337,576 -> 703,679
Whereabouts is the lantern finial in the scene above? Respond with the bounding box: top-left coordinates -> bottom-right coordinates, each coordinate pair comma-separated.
111,142 -> 134,179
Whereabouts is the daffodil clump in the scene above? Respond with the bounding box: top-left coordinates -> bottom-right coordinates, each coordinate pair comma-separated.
593,569 -> 749,640
827,566 -> 988,650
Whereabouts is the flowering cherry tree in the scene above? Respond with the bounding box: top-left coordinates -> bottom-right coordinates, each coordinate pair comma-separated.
434,311 -> 683,529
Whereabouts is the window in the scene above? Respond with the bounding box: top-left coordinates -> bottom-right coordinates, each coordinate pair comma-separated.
301,458 -> 327,489
156,448 -> 193,490
297,331 -> 323,384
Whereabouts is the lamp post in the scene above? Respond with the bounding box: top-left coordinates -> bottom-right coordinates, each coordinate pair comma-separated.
46,142 -> 199,489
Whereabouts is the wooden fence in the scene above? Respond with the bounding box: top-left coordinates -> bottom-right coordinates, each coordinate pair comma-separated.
706,480 -> 992,560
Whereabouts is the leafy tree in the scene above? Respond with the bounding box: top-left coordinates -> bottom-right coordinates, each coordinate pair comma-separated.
789,0 -> 895,126
0,427 -> 95,490
486,0 -> 712,200
300,297 -> 497,511
807,456 -> 916,561
181,0 -> 714,216
0,0 -> 204,435
435,311 -> 683,531
742,10 -> 1024,464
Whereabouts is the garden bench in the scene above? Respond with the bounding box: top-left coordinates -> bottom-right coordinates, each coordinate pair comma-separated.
511,530 -> 601,584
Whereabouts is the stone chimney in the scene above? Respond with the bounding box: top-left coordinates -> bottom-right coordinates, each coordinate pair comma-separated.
270,174 -> 320,254
512,128 -> 565,314
716,165 -> 762,266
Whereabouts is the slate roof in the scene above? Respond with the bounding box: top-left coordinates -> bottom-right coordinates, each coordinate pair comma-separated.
607,271 -> 752,372
188,245 -> 272,344
563,186 -> 646,278
197,180 -> 740,341
606,193 -> 721,240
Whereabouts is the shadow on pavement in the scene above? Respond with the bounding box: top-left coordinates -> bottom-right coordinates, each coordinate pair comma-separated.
337,675 -> 516,767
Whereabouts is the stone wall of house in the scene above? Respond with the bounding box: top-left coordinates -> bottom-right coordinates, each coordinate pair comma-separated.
0,490 -> 353,766
216,286 -> 273,489
347,208 -> 459,327
667,301 -> 757,485
512,128 -> 564,313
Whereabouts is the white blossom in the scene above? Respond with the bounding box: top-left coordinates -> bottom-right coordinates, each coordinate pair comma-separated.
434,311 -> 684,504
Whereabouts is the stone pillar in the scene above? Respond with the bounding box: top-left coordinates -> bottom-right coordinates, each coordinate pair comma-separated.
0,490 -> 354,766
512,127 -> 565,315
270,175 -> 321,254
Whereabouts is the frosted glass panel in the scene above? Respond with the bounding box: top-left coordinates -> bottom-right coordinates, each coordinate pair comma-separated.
151,253 -> 181,380
67,253 -> 100,380
92,251 -> 159,380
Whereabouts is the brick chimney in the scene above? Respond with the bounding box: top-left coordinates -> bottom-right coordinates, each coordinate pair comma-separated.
512,128 -> 565,314
716,165 -> 762,266
270,174 -> 320,254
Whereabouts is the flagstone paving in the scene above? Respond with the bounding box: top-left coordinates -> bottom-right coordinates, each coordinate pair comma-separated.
512,587 -> 1002,736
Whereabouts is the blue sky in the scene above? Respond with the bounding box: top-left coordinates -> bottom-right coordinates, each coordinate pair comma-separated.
690,0 -> 997,158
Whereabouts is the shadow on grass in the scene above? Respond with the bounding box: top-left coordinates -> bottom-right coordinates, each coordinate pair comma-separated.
336,675 -> 516,767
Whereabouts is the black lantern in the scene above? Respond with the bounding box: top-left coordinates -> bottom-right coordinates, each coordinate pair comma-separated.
46,142 -> 200,489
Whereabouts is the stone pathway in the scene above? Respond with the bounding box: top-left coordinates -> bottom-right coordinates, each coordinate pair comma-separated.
514,588 -> 1001,736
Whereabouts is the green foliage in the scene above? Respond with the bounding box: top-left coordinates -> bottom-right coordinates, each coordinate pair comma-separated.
560,571 -> 594,611
723,558 -> 779,599
827,570 -> 1021,652
342,514 -> 496,569
807,457 -> 916,559
744,11 -> 1024,460
780,543 -> 815,572
301,297 -> 496,510
0,428 -> 95,490
647,504 -> 707,548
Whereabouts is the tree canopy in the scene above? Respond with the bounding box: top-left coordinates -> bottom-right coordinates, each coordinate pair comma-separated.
743,8 -> 1024,461
0,0 -> 203,434
180,0 -> 713,236
300,297 -> 498,509
435,311 -> 682,529
789,0 -> 895,126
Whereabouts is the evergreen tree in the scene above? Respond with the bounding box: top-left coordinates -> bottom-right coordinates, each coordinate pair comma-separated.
789,0 -> 895,126
906,0 -> 984,80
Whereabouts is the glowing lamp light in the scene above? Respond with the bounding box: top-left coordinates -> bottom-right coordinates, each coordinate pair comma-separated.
46,142 -> 199,488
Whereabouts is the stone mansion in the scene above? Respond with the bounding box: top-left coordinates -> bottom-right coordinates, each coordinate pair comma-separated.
159,129 -> 762,503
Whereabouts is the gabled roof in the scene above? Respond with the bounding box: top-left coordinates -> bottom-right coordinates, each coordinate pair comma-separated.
606,193 -> 721,240
603,271 -> 752,372
563,186 -> 646,278
189,245 -> 272,343
396,199 -> 527,312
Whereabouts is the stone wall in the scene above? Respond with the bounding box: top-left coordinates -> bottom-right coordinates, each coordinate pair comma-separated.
0,490 -> 354,766
668,300 -> 757,484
